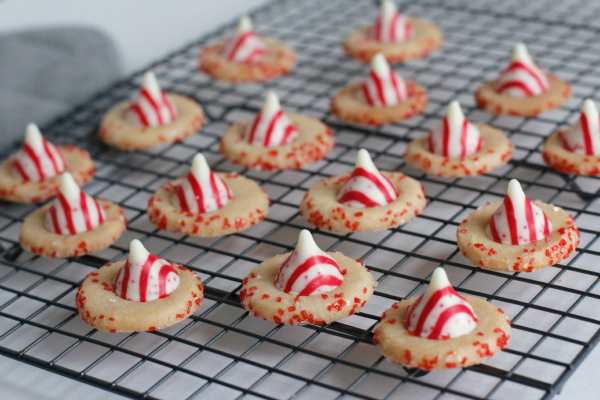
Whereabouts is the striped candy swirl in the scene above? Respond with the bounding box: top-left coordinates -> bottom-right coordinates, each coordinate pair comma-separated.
561,99 -> 600,155
126,71 -> 177,128
367,0 -> 412,43
404,267 -> 477,340
494,43 -> 548,98
45,173 -> 105,235
242,91 -> 298,147
428,101 -> 482,158
221,16 -> 268,64
275,230 -> 343,296
359,53 -> 408,107
114,240 -> 180,302
11,123 -> 66,183
486,179 -> 551,245
173,154 -> 232,214
337,149 -> 398,208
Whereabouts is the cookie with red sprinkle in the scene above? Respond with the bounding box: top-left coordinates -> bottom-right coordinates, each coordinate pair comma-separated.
200,16 -> 296,83
0,123 -> 95,203
240,230 -> 374,325
374,267 -> 511,371
457,179 -> 580,272
405,101 -> 512,177
343,1 -> 442,63
77,240 -> 203,332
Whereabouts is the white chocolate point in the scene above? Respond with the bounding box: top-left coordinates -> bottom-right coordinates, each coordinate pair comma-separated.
583,98 -> 598,119
512,42 -> 534,65
506,179 -> 526,207
295,229 -> 317,260
142,71 -> 162,100
59,172 -> 81,203
356,149 -> 376,171
429,266 -> 450,291
262,91 -> 281,115
237,15 -> 253,34
447,100 -> 465,126
24,123 -> 44,151
190,153 -> 210,179
371,52 -> 390,77
129,239 -> 151,266
381,0 -> 397,17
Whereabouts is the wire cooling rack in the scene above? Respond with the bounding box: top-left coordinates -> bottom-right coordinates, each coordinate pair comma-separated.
3,0 -> 600,399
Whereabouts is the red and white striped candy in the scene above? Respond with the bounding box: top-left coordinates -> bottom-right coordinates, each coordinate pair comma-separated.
486,179 -> 551,245
494,43 -> 549,97
242,91 -> 298,147
125,71 -> 177,127
275,230 -> 344,296
561,99 -> 600,155
428,101 -> 482,158
172,153 -> 232,214
45,173 -> 105,235
114,239 -> 180,302
11,123 -> 66,182
220,16 -> 268,64
337,149 -> 398,208
404,267 -> 477,340
367,0 -> 412,43
358,53 -> 408,107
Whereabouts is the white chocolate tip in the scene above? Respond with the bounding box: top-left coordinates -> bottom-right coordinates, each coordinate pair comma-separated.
355,149 -> 377,171
582,99 -> 598,118
512,42 -> 533,65
190,153 -> 210,178
262,91 -> 281,115
297,229 -> 319,253
506,179 -> 525,203
59,172 -> 81,202
237,15 -> 253,34
142,71 -> 162,100
371,52 -> 390,77
447,100 -> 465,125
429,267 -> 451,290
24,123 -> 43,148
129,239 -> 151,265
381,0 -> 397,17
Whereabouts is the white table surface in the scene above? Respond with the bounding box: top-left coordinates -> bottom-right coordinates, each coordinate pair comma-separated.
0,1 -> 599,399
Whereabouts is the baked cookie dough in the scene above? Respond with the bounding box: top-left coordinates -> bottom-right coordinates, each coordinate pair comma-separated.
200,37 -> 296,83
240,252 -> 374,325
300,172 -> 426,232
98,93 -> 205,150
331,81 -> 427,126
457,201 -> 580,272
343,19 -> 443,63
220,113 -> 335,171
20,199 -> 126,258
0,146 -> 95,203
76,261 -> 203,332
475,75 -> 570,117
148,173 -> 269,237
542,130 -> 600,176
405,124 -> 513,177
373,295 -> 511,370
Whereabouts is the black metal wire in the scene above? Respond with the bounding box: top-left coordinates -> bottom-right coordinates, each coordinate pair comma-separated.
2,0 -> 600,399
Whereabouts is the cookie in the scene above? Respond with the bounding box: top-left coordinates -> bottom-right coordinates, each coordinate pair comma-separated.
405,101 -> 512,177
240,230 -> 374,325
457,180 -> 579,272
300,151 -> 426,232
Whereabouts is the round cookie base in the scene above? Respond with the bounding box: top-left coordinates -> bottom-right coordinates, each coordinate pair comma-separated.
200,37 -> 296,83
404,124 -> 513,177
343,19 -> 443,63
0,146 -> 95,203
475,75 -> 570,117
148,173 -> 269,237
542,130 -> 600,176
241,253 -> 374,325
76,261 -> 204,332
20,199 -> 127,258
299,172 -> 426,232
98,93 -> 205,150
457,201 -> 580,272
373,295 -> 511,370
331,82 -> 427,126
220,113 -> 335,171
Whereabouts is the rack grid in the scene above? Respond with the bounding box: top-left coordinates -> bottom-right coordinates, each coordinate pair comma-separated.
2,0 -> 600,399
